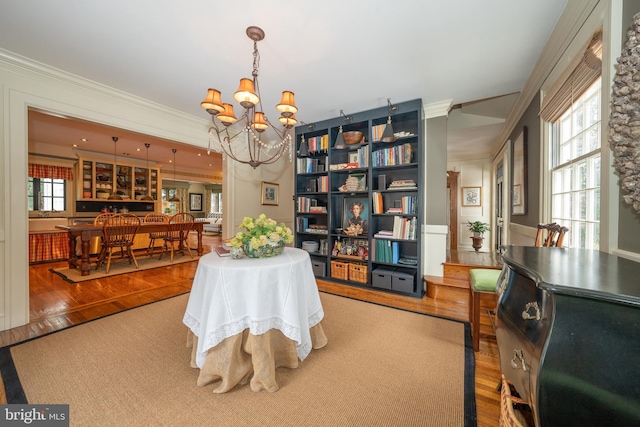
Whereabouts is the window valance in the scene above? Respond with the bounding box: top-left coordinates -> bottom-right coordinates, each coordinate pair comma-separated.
28,163 -> 74,180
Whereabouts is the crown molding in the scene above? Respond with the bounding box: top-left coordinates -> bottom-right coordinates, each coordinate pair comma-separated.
423,99 -> 453,119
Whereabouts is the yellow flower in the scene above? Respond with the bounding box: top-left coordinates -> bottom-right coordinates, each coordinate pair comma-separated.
232,214 -> 294,249
269,232 -> 280,242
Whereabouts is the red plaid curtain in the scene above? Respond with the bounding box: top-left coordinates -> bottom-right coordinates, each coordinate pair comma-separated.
28,163 -> 74,180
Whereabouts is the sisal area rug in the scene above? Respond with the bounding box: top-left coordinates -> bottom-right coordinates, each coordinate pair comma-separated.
0,293 -> 476,426
50,253 -> 199,283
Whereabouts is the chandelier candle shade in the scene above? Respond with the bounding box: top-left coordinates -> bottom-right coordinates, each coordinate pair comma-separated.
201,26 -> 298,169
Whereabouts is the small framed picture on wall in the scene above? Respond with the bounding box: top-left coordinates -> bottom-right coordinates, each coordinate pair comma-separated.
261,181 -> 279,206
189,193 -> 203,211
462,187 -> 481,207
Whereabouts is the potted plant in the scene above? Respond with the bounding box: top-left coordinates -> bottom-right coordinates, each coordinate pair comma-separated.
467,221 -> 490,251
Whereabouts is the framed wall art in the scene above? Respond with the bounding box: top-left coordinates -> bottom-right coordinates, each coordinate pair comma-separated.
261,181 -> 279,206
511,126 -> 528,215
189,193 -> 203,211
462,187 -> 482,207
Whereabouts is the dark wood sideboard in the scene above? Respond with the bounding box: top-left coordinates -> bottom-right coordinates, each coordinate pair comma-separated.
496,246 -> 640,426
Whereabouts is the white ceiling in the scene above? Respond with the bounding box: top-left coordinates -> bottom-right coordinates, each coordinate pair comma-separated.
0,0 -> 568,175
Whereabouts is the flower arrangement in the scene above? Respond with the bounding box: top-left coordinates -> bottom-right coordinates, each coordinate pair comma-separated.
230,214 -> 294,250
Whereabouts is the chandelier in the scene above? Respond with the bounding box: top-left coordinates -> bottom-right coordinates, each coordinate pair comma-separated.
201,26 -> 298,169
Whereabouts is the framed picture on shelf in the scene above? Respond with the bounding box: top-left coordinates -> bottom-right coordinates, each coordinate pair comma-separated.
461,187 -> 481,207
342,196 -> 369,236
261,181 -> 279,206
189,193 -> 203,211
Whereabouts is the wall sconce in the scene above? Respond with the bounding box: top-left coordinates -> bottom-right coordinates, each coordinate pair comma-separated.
300,121 -> 315,131
339,109 -> 352,123
387,98 -> 398,113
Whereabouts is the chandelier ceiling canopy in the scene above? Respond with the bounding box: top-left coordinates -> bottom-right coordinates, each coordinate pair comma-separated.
201,26 -> 298,169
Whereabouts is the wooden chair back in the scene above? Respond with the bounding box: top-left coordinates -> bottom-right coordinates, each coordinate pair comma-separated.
94,212 -> 115,226
103,214 -> 141,247
535,223 -> 569,247
143,213 -> 168,224
166,213 -> 194,240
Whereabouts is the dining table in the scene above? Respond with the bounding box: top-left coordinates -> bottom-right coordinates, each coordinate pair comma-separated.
183,247 -> 328,393
55,221 -> 204,276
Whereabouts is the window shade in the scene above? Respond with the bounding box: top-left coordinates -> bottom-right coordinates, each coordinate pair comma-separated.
28,163 -> 74,180
540,30 -> 602,123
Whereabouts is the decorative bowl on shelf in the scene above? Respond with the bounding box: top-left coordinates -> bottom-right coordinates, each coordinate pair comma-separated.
96,174 -> 110,181
96,192 -> 109,199
343,131 -> 364,145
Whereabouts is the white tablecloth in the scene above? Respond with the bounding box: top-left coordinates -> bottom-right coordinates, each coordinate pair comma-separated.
183,247 -> 325,370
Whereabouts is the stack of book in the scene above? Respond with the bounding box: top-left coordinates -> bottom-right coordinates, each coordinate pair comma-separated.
373,230 -> 393,239
305,224 -> 328,234
388,179 -> 417,190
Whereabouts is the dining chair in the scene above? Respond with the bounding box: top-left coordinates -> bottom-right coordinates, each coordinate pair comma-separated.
159,213 -> 195,262
143,212 -> 169,258
95,214 -> 141,273
535,223 -> 569,247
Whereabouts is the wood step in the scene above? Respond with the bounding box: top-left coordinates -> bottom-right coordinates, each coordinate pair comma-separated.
424,275 -> 468,289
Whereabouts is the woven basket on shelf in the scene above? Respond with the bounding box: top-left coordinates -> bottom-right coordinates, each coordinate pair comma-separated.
348,263 -> 368,283
330,260 -> 349,280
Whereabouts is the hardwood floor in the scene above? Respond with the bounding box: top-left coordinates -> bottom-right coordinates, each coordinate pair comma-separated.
3,234 -> 502,425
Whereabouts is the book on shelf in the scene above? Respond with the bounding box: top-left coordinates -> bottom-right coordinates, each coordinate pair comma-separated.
372,124 -> 386,141
372,238 -> 399,263
372,143 -> 414,166
392,216 -> 417,240
309,206 -> 327,213
372,192 -> 384,214
307,134 -> 329,154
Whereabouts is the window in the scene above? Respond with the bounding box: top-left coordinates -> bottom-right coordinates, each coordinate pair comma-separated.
28,177 -> 67,212
211,191 -> 222,213
550,79 -> 601,249
162,188 -> 178,215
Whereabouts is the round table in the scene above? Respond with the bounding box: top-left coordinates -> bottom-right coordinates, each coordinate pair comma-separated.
183,247 -> 327,392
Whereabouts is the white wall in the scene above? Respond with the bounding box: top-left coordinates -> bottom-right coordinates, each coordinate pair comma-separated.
223,156 -> 294,240
447,157 -> 493,251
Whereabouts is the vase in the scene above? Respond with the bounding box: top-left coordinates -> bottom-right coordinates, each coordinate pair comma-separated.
471,236 -> 484,252
230,247 -> 245,259
243,239 -> 285,258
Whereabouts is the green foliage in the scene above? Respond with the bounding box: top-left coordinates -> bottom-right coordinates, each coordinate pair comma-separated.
230,214 -> 294,249
467,221 -> 490,234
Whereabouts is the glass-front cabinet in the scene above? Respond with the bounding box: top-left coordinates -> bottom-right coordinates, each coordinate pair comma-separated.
77,156 -> 160,201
